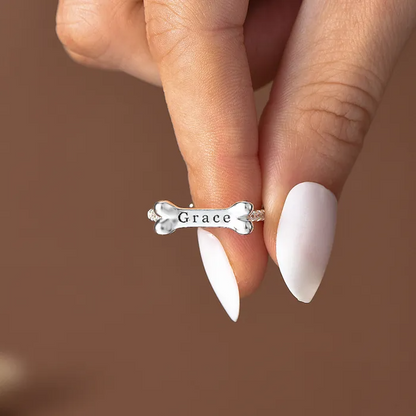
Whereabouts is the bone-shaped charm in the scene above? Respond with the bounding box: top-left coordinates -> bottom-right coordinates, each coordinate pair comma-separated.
150,201 -> 256,235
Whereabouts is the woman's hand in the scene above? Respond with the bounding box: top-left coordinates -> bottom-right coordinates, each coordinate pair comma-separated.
56,0 -> 416,321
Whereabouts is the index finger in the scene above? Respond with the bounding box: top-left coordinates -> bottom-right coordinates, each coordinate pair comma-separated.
144,0 -> 267,321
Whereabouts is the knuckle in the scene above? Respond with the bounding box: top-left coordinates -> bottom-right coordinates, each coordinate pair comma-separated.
64,50 -> 99,68
144,0 -> 242,64
64,49 -> 89,66
294,77 -> 378,154
145,1 -> 192,63
56,1 -> 110,61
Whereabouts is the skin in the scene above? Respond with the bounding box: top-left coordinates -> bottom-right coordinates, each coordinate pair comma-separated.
56,0 -> 416,297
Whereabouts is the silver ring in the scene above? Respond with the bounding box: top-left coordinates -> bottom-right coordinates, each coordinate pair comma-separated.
148,200 -> 265,235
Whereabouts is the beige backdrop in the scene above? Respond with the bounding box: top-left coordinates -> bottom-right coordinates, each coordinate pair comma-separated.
0,2 -> 415,415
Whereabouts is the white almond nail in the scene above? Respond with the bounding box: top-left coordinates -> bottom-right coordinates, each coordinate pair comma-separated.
197,228 -> 240,322
276,182 -> 337,303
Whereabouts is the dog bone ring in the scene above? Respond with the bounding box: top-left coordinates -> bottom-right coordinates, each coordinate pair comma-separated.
148,201 -> 265,235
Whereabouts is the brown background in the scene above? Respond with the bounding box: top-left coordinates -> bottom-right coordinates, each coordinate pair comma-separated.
0,1 -> 415,415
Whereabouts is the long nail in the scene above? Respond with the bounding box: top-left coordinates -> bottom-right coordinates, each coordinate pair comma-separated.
197,228 -> 240,321
276,182 -> 337,303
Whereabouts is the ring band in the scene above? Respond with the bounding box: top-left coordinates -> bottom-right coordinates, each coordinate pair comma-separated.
148,200 -> 265,235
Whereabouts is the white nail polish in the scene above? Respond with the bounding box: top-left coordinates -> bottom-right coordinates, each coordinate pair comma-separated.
276,182 -> 337,303
197,228 -> 240,322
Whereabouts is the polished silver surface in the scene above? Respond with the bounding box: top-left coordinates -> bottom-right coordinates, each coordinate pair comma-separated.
148,201 -> 265,235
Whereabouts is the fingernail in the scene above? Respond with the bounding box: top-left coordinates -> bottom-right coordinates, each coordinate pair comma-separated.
276,182 -> 337,303
197,228 -> 240,322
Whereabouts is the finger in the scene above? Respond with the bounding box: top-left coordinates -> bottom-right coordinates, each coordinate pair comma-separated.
56,0 -> 301,89
144,0 -> 268,321
260,0 -> 416,302
56,0 -> 161,85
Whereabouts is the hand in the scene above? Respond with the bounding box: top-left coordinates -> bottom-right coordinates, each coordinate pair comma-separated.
56,0 -> 416,321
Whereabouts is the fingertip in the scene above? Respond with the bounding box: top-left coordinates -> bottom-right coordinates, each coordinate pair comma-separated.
197,228 -> 240,322
273,182 -> 338,303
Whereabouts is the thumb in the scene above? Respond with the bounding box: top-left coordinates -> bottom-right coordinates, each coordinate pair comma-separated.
260,0 -> 416,302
